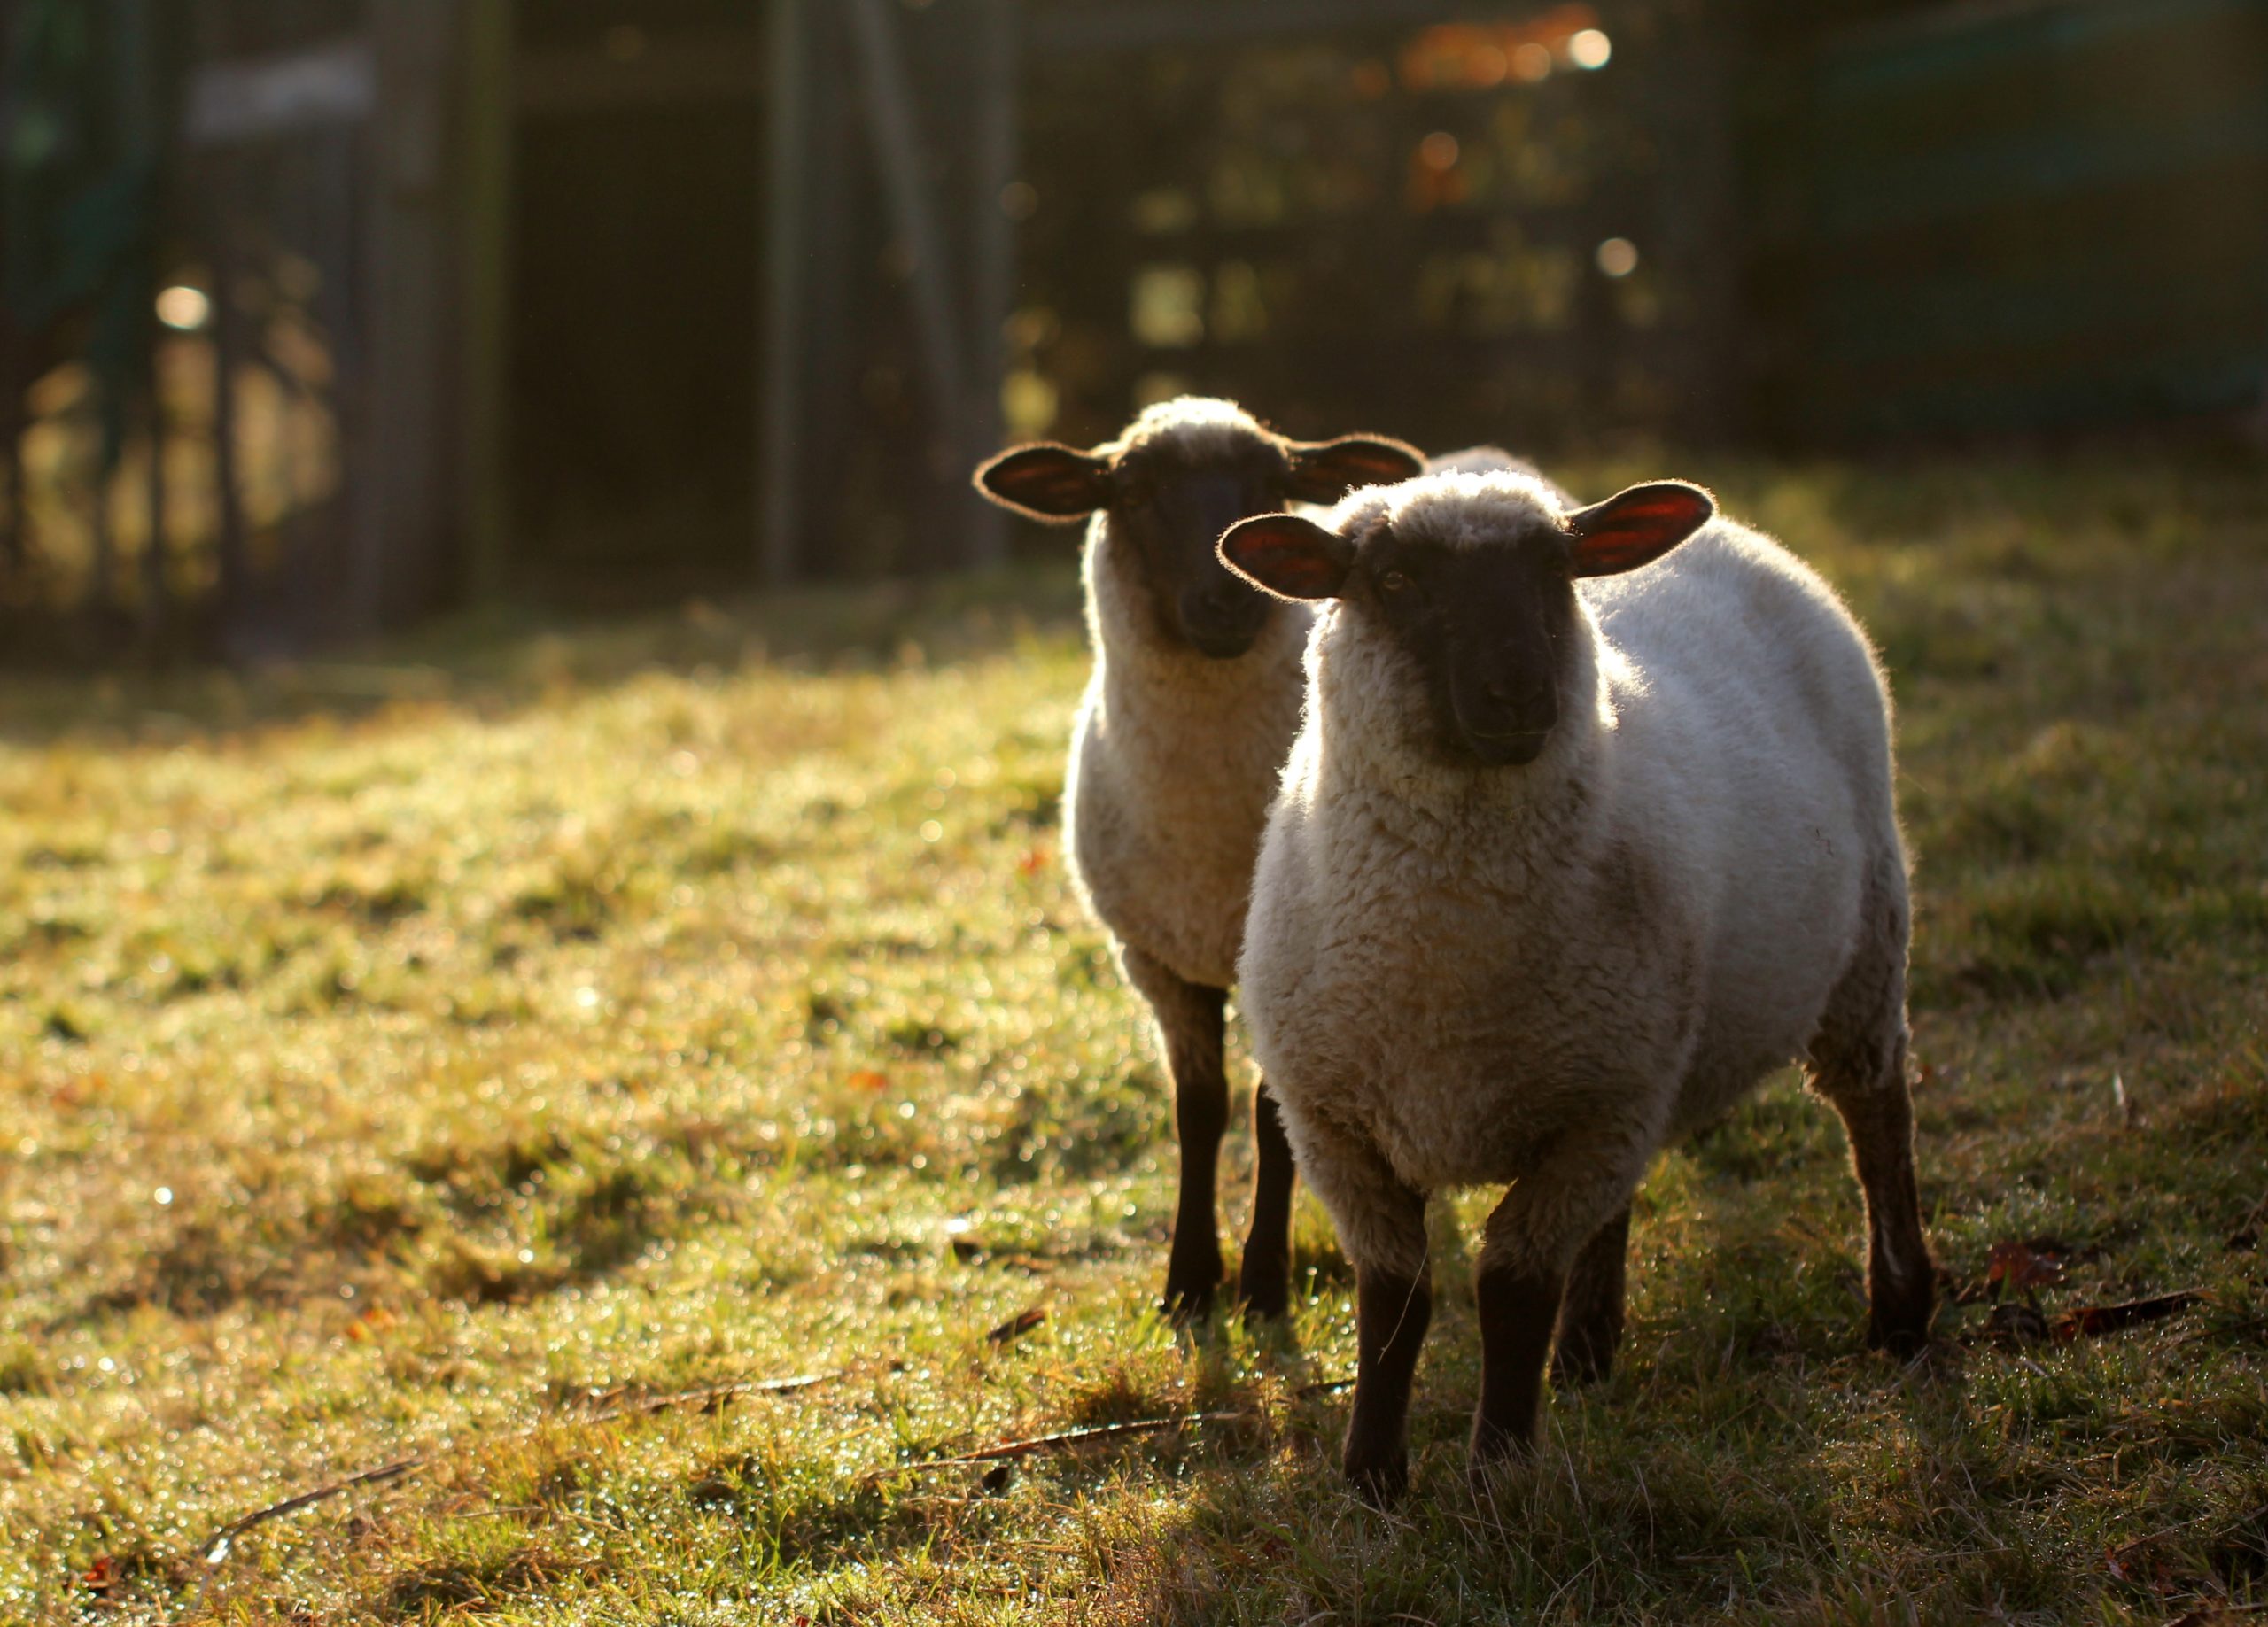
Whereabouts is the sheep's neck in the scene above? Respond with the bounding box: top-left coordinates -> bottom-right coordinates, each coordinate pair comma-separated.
1083,521 -> 1311,740
1309,619 -> 1611,865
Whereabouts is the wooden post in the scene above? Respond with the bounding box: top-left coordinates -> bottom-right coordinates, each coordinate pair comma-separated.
759,0 -> 811,586
964,0 -> 1018,569
206,155 -> 251,621
844,0 -> 968,463
462,0 -> 514,600
141,346 -> 169,641
357,0 -> 454,630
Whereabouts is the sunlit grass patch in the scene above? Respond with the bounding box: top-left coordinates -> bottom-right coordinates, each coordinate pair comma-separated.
2,457 -> 2264,1623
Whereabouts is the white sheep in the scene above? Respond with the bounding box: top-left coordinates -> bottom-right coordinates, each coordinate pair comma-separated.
972,398 -> 1425,1319
1218,469 -> 1934,1497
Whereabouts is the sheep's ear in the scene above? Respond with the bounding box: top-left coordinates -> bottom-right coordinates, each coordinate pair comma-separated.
1219,514 -> 1355,600
1564,481 -> 1715,577
974,443 -> 1112,523
1283,435 -> 1425,503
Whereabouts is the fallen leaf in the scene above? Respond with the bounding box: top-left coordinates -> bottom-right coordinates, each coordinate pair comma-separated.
2052,1290 -> 2206,1341
847,1069 -> 889,1092
82,1555 -> 115,1592
1986,1240 -> 2068,1298
1017,847 -> 1049,877
346,1306 -> 399,1343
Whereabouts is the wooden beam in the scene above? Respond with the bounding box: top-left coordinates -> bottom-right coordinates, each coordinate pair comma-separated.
1031,0 -> 1511,56
759,0 -> 811,585
515,33 -> 761,115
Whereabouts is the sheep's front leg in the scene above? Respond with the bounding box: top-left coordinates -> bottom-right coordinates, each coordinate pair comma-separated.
1122,948 -> 1230,1321
1472,1210 -> 1569,1471
1296,1120 -> 1432,1501
1471,1137 -> 1646,1484
1234,1081 -> 1297,1321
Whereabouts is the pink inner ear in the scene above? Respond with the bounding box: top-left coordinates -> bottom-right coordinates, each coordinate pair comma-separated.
1570,484 -> 1713,574
1224,523 -> 1348,599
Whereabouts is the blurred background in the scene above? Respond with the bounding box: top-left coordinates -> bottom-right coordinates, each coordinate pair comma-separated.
1,0 -> 2263,662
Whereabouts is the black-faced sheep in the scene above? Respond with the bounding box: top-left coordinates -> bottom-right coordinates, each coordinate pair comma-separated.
1219,469 -> 1934,1497
973,398 -> 1425,1320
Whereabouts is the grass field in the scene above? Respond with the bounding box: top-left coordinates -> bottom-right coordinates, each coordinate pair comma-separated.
3,452 -> 2266,1625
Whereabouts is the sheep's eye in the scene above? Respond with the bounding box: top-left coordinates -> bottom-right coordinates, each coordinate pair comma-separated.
1377,569 -> 1411,593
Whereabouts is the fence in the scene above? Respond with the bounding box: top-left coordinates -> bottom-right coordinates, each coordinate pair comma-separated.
4,0 -> 2263,663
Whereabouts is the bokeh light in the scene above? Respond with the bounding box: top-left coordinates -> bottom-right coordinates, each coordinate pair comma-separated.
155,285 -> 211,331
1596,236 -> 1640,277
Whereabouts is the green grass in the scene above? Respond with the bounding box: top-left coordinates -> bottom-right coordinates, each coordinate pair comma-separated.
4,452 -> 2265,1624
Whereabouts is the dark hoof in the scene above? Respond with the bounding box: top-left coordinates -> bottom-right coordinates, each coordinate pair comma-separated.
1236,1264 -> 1292,1323
1162,1284 -> 1217,1327
1344,1452 -> 1409,1507
1466,1415 -> 1531,1478
1550,1340 -> 1614,1391
1866,1272 -> 1936,1359
1868,1318 -> 1931,1360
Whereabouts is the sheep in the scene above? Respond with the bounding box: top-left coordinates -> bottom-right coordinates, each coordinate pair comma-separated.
1217,469 -> 1935,1498
972,398 -> 1425,1320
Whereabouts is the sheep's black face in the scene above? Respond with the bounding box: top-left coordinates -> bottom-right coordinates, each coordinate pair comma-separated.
972,422 -> 1426,662
1111,445 -> 1292,659
1217,477 -> 1719,769
1355,523 -> 1578,767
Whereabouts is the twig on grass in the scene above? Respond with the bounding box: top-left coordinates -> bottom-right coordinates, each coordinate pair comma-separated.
2052,1290 -> 2208,1341
877,1410 -> 1254,1478
1294,1376 -> 1353,1397
985,1308 -> 1047,1345
2164,1600 -> 2268,1626
194,1370 -> 837,1566
582,1371 -> 835,1425
200,1457 -> 423,1564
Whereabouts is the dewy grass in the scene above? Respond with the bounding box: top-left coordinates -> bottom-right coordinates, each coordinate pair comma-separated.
2,452 -> 2264,1624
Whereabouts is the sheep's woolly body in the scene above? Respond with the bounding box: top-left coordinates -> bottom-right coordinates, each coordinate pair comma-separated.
1066,403 -> 1511,992
1062,400 -> 1313,989
1239,472 -> 1908,1279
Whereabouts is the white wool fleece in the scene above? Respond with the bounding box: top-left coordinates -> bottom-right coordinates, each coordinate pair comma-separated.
1067,495 -> 1313,990
1238,472 -> 1910,1279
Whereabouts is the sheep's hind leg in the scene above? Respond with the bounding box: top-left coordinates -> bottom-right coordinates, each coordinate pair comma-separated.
1233,1081 -> 1297,1321
1550,1205 -> 1630,1389
1122,948 -> 1230,1321
1806,878 -> 1934,1357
